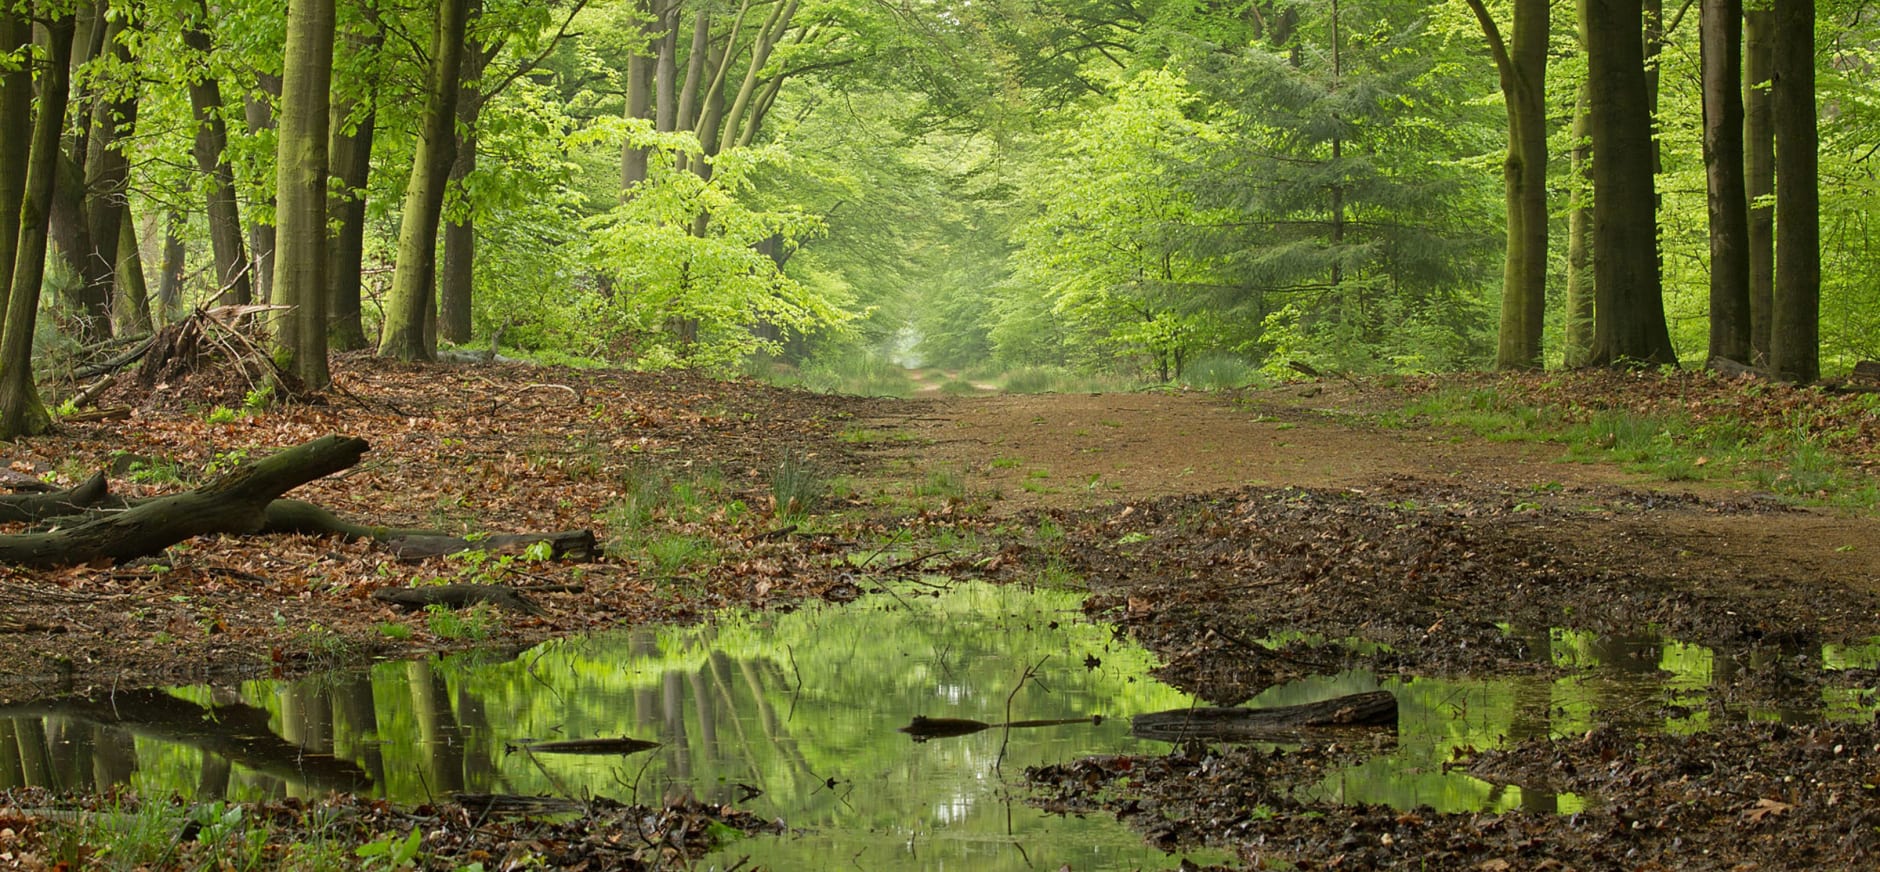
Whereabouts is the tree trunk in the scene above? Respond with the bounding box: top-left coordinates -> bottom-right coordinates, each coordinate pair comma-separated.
720,0 -> 799,153
0,435 -> 368,567
245,73 -> 282,309
83,15 -> 139,340
440,32 -> 491,345
621,0 -> 658,189
272,0 -> 336,389
0,7 -> 29,295
114,210 -> 154,335
1584,0 -> 1677,367
156,210 -> 187,322
1563,83 -> 1595,368
0,12 -> 77,441
1743,7 -> 1774,364
378,0 -> 470,362
1701,0 -> 1751,366
51,148 -> 107,338
1769,0 -> 1818,383
182,1 -> 252,305
1466,0 -> 1548,371
326,0 -> 384,352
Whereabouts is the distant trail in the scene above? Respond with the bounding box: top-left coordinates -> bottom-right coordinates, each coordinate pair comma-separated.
865,389 -> 1642,512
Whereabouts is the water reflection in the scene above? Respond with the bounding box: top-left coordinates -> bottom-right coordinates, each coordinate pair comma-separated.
0,584 -> 1875,868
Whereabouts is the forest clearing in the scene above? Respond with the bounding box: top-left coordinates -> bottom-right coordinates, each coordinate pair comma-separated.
1,358 -> 1877,870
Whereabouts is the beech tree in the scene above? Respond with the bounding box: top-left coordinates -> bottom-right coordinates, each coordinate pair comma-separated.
1700,0 -> 1750,366
1,10 -> 77,441
180,0 -> 254,305
271,0 -> 338,389
1768,0 -> 1817,383
378,0 -> 471,361
1464,0 -> 1549,371
1583,0 -> 1677,367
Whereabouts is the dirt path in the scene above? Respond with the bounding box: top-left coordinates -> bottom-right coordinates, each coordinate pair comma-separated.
866,387 -> 1880,600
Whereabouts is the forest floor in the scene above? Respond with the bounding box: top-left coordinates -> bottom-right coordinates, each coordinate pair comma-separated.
2,357 -> 1879,869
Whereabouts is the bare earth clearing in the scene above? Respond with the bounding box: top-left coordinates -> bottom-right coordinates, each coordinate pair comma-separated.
2,361 -> 1878,869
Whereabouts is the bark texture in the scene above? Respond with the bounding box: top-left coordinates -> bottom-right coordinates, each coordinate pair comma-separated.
1702,0 -> 1751,366
378,0 -> 471,361
0,13 -> 77,441
1584,0 -> 1677,367
272,0 -> 337,389
1769,0 -> 1818,383
1465,0 -> 1549,370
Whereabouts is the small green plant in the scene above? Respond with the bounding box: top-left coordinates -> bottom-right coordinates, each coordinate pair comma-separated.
645,533 -> 715,573
242,384 -> 275,413
356,827 -> 424,871
1116,531 -> 1152,546
203,405 -> 239,425
377,621 -> 414,640
426,604 -> 498,641
989,456 -> 1023,469
771,452 -> 827,519
914,467 -> 966,499
127,457 -> 185,485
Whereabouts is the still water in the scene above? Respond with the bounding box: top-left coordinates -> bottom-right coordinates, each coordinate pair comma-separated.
1,582 -> 1873,870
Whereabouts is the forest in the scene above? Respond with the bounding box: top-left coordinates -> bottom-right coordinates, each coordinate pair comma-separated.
0,0 -> 1872,440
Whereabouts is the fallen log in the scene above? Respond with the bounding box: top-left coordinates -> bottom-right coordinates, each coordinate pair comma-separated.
264,499 -> 597,561
0,435 -> 369,568
372,582 -> 543,614
1131,690 -> 1398,743
0,471 -> 109,522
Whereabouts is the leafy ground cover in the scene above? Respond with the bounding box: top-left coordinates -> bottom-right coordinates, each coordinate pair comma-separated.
3,362 -> 1879,869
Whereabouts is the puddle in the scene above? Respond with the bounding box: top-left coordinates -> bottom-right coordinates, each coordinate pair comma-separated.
0,583 -> 1875,867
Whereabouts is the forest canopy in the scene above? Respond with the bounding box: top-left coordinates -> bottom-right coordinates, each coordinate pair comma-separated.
1,0 -> 1875,436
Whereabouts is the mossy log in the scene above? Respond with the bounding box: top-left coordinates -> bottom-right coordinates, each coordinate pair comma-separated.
0,471 -> 110,522
1132,690 -> 1398,742
0,435 -> 369,568
372,582 -> 543,614
0,446 -> 598,567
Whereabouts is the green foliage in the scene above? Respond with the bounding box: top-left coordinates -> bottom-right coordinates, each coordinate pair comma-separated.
426,604 -> 499,641
644,533 -> 716,574
585,129 -> 858,371
770,453 -> 828,520
356,827 -> 424,870
788,349 -> 916,397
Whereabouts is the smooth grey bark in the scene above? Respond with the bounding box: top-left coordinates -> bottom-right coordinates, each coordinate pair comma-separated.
1564,83 -> 1594,368
0,12 -> 77,441
83,15 -> 140,339
271,0 -> 336,388
378,0 -> 470,361
182,0 -> 252,305
0,8 -> 29,294
114,210 -> 153,334
1744,7 -> 1775,364
1465,0 -> 1549,371
1584,0 -> 1677,367
1701,0 -> 1751,366
326,0 -> 384,351
244,73 -> 282,308
1768,0 -> 1818,383
440,35 -> 493,345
